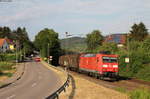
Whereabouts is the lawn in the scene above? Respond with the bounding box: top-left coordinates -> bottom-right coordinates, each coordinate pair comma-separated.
0,62 -> 16,81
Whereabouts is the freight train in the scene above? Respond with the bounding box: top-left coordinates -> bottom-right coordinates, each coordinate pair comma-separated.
59,53 -> 119,80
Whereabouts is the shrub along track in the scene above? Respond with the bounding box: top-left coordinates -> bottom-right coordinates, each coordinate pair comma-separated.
67,70 -> 150,91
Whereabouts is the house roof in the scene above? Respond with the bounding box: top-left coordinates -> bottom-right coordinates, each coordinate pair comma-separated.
0,39 -> 6,47
104,34 -> 127,44
5,38 -> 13,44
0,38 -> 14,47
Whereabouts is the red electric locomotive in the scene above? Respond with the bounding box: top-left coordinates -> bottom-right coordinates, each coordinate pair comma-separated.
79,53 -> 118,79
59,53 -> 119,80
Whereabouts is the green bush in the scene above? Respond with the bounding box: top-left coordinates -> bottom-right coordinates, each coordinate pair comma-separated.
0,62 -> 14,71
136,65 -> 150,81
118,40 -> 150,81
0,54 -> 6,61
86,38 -> 150,81
0,54 -> 16,62
118,52 -> 130,76
92,42 -> 118,53
129,88 -> 150,99
5,54 -> 16,61
4,73 -> 13,77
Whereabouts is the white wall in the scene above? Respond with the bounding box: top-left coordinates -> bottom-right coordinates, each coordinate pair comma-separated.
0,40 -> 9,52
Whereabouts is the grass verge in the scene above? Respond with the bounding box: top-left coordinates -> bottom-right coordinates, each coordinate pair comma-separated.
115,87 -> 127,93
0,62 -> 15,71
0,62 -> 16,81
129,88 -> 150,99
115,87 -> 150,99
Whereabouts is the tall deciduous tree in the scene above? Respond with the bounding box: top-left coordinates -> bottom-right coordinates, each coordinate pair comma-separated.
34,28 -> 61,65
86,30 -> 103,51
130,22 -> 149,41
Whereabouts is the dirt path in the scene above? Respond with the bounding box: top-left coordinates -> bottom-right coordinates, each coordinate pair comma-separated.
60,73 -> 128,99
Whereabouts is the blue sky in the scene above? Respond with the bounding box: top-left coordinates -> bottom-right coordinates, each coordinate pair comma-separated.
0,0 -> 150,40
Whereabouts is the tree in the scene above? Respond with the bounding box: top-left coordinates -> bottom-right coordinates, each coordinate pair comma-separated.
23,40 -> 35,56
0,26 -> 11,38
14,27 -> 29,43
34,28 -> 61,65
86,30 -> 103,51
130,22 -> 149,41
143,36 -> 150,58
98,42 -> 118,53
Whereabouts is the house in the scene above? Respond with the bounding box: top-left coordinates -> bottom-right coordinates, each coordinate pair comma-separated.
0,38 -> 10,52
104,34 -> 127,47
5,39 -> 15,50
0,38 -> 15,52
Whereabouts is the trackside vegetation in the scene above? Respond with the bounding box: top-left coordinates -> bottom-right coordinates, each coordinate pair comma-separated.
85,22 -> 150,82
84,23 -> 150,98
116,87 -> 150,99
129,88 -> 150,99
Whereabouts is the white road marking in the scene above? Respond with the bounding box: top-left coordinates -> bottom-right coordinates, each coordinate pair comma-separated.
31,83 -> 37,87
6,94 -> 16,99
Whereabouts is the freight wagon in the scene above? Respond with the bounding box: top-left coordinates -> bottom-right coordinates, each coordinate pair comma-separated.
59,53 -> 119,80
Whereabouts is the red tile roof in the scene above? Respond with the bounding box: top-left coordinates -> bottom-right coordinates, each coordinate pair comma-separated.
0,39 -> 5,47
0,38 -> 13,47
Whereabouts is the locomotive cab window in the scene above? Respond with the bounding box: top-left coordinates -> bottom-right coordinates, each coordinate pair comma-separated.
110,57 -> 117,63
103,57 -> 110,63
103,57 -> 117,63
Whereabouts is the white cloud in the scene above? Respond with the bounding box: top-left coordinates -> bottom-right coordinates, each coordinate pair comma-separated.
0,0 -> 150,39
1,0 -> 150,22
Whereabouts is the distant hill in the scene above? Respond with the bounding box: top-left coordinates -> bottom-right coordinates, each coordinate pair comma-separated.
60,37 -> 87,53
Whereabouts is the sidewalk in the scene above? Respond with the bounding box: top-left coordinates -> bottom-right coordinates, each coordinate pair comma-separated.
0,63 -> 25,88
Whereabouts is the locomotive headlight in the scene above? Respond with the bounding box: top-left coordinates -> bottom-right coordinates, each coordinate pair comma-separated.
102,65 -> 108,67
113,65 -> 118,68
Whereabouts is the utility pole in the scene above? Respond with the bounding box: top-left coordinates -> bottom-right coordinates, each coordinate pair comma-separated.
47,43 -> 50,64
127,33 -> 130,65
125,33 -> 130,72
23,46 -> 25,62
65,32 -> 68,55
15,40 -> 18,63
65,32 -> 69,71
15,40 -> 19,68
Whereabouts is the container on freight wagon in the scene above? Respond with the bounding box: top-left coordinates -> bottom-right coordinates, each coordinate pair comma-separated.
59,54 -> 80,70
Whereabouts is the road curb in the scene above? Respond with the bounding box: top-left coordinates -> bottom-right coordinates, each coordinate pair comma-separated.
0,63 -> 25,89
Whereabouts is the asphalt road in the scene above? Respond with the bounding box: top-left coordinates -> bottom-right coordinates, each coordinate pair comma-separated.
0,61 -> 62,99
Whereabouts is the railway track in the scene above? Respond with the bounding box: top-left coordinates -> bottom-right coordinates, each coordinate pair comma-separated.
67,70 -> 150,91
